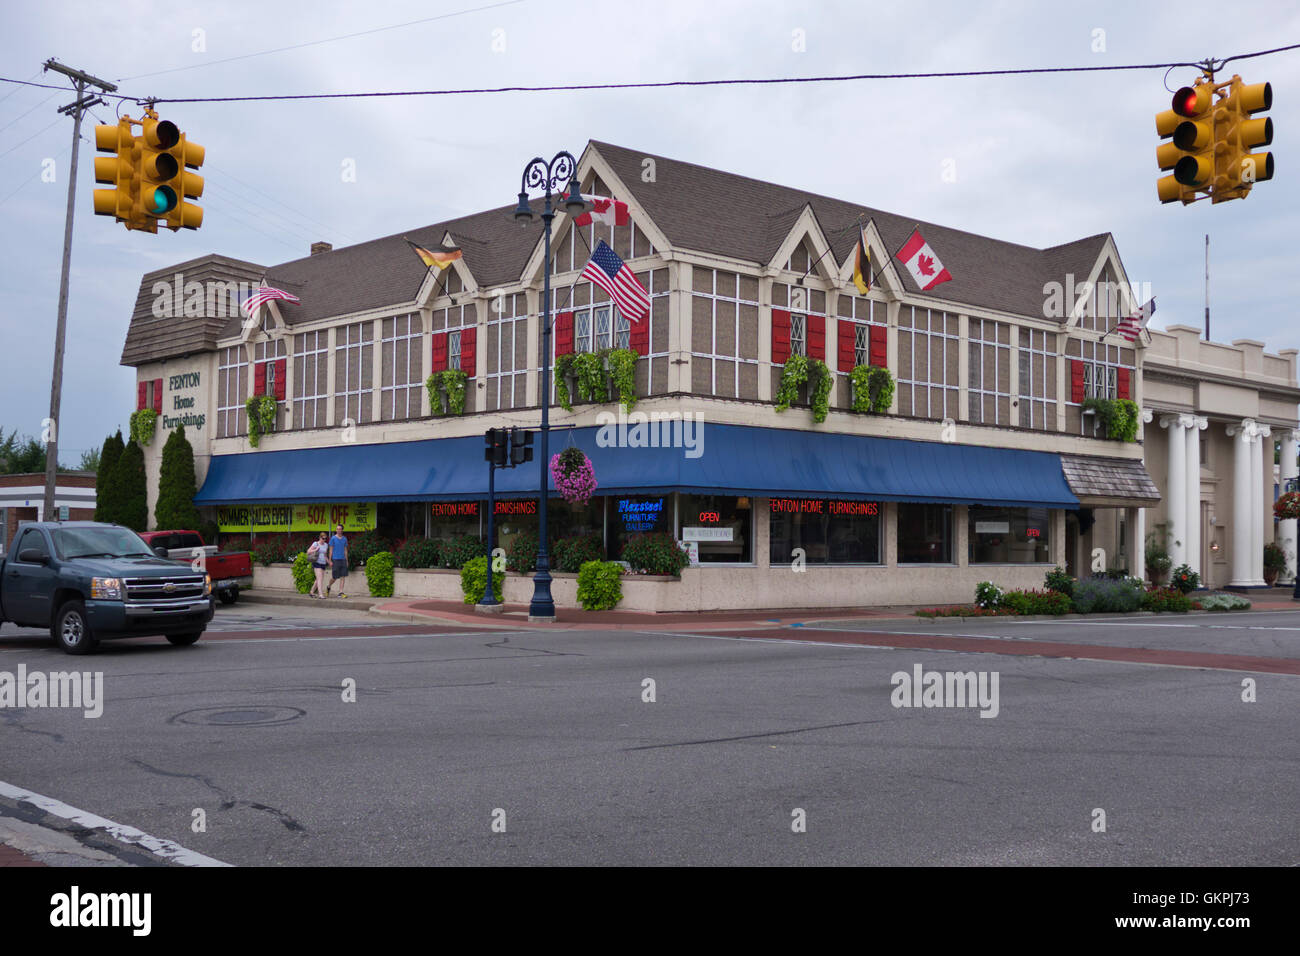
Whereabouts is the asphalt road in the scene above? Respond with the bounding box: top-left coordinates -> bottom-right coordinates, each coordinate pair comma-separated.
1,605 -> 1297,865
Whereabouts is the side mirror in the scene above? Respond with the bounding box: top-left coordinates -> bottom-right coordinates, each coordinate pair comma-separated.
18,549 -> 48,564
153,546 -> 169,558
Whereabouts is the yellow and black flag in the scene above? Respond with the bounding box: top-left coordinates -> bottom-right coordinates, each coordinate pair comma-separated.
407,239 -> 463,272
852,224 -> 871,294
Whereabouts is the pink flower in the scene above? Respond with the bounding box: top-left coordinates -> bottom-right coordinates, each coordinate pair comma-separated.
550,450 -> 598,505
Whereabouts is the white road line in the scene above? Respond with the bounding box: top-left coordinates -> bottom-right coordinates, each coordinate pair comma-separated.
0,780 -> 230,867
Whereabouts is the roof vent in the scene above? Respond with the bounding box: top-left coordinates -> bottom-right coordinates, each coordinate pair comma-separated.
310,241 -> 333,256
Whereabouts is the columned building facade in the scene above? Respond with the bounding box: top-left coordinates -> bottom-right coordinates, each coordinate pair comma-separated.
1142,326 -> 1299,589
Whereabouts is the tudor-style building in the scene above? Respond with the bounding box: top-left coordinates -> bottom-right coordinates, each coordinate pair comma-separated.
117,140 -> 1296,609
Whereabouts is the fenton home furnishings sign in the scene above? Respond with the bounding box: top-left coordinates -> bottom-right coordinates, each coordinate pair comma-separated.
163,370 -> 206,432
217,503 -> 377,533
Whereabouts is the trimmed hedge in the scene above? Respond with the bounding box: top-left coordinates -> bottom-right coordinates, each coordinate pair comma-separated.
576,560 -> 623,610
364,551 -> 395,597
621,532 -> 690,576
440,534 -> 483,569
553,533 -> 604,573
460,556 -> 505,604
394,537 -> 441,569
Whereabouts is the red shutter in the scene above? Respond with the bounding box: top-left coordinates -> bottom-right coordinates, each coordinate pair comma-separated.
807,314 -> 826,361
431,332 -> 448,372
253,361 -> 267,396
837,319 -> 856,370
1070,360 -> 1085,403
137,381 -> 147,410
771,309 -> 791,365
1117,367 -> 1131,400
460,326 -> 476,374
152,378 -> 163,412
869,325 -> 888,368
274,359 -> 287,400
629,318 -> 649,356
555,312 -> 574,356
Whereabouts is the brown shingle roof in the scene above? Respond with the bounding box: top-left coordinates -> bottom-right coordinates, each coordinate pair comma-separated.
1060,454 -> 1161,504
592,141 -> 1111,319
122,141 -> 1119,367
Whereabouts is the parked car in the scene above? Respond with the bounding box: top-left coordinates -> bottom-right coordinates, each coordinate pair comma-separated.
137,529 -> 253,605
0,522 -> 213,654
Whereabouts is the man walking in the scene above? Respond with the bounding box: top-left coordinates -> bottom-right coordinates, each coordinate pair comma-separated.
326,523 -> 349,598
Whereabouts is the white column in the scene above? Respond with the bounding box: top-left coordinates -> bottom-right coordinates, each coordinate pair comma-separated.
1185,415 -> 1207,577
1280,428 -> 1298,585
1132,506 -> 1146,581
1253,424 -> 1271,584
1161,415 -> 1187,568
1227,420 -> 1258,586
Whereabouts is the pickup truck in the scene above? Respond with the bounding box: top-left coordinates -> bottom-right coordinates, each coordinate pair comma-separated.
137,530 -> 253,604
0,521 -> 213,655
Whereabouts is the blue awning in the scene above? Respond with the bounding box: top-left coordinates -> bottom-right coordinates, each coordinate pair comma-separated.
195,423 -> 1078,509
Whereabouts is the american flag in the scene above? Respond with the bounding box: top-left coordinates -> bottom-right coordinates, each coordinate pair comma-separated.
1117,297 -> 1155,342
240,286 -> 300,317
579,240 -> 650,326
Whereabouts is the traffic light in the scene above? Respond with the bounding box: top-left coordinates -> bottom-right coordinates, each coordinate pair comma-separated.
1212,77 -> 1273,203
1157,81 -> 1214,204
484,428 -> 509,467
510,427 -> 534,467
92,118 -> 140,223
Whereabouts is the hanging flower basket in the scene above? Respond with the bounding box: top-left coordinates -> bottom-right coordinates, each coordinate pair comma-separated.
550,446 -> 597,505
1275,491 -> 1300,520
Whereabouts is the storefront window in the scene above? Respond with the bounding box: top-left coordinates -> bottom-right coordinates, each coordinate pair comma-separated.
769,498 -> 882,565
377,502 -> 427,542
608,495 -> 671,560
678,494 -> 752,563
968,506 -> 1051,563
897,503 -> 953,564
429,501 -> 481,542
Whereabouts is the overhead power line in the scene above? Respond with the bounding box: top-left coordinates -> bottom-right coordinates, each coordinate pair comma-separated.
2,41 -> 1298,108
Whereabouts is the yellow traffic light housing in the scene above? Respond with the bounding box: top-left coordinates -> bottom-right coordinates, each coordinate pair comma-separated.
1212,78 -> 1274,203
1156,73 -> 1276,206
1156,82 -> 1214,204
92,118 -> 140,223
90,110 -> 205,232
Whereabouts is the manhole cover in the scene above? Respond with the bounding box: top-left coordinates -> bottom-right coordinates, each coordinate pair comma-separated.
170,706 -> 305,727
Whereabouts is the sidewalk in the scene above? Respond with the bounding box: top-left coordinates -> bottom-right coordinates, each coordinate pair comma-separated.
234,586 -> 1297,631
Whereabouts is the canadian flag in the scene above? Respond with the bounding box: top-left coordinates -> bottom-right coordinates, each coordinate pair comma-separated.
571,194 -> 629,228
896,228 -> 953,291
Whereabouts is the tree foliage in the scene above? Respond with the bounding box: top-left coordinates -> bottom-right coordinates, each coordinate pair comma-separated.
94,431 -> 124,523
113,440 -> 148,531
155,425 -> 201,531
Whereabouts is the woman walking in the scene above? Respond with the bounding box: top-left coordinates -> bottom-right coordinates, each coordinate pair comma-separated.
307,531 -> 330,598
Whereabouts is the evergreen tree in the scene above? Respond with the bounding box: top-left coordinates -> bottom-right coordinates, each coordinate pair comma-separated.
94,430 -> 124,523
155,425 -> 201,531
114,440 -> 148,531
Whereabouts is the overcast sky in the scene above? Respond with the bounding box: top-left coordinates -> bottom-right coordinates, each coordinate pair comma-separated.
2,0 -> 1297,463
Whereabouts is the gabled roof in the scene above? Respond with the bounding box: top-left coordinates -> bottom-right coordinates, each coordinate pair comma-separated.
591,141 -> 1112,319
262,203 -> 540,327
123,140 -> 1123,368
121,254 -> 267,366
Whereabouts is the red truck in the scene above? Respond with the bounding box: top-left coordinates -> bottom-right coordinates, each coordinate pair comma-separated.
138,530 -> 253,605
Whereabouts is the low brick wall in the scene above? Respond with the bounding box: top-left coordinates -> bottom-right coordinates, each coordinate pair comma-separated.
252,561 -> 1043,610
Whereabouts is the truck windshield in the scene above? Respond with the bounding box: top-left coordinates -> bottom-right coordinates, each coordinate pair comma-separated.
51,527 -> 155,560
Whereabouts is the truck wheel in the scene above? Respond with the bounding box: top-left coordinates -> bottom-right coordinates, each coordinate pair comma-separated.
55,601 -> 100,655
165,631 -> 203,646
218,587 -> 238,605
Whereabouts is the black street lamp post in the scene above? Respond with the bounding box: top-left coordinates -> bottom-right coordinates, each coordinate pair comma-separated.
514,152 -> 585,621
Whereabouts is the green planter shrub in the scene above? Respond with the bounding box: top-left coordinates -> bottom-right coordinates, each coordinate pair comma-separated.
365,551 -> 395,598
621,532 -> 690,576
291,552 -> 315,594
440,534 -> 483,569
460,555 -> 505,604
506,529 -> 539,573
394,537 -> 441,568
347,531 -> 392,570
553,533 -> 604,573
576,560 -> 623,610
